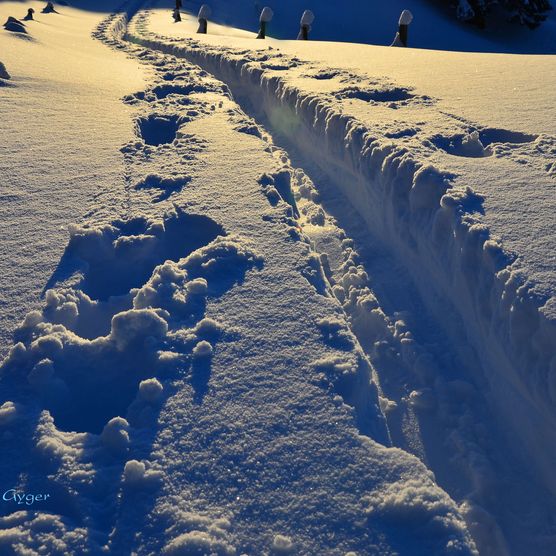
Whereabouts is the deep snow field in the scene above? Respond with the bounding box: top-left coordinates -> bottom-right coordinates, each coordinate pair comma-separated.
1,0 -> 555,555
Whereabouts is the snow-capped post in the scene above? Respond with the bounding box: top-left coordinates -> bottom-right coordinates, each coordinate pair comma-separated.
42,2 -> 58,14
391,10 -> 413,47
3,16 -> 27,34
297,10 -> 314,40
173,0 -> 182,22
23,8 -> 35,21
257,7 -> 273,39
197,4 -> 211,34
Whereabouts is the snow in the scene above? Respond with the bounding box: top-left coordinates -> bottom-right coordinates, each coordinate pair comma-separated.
198,4 -> 212,21
259,7 -> 273,24
299,10 -> 314,27
142,0 -> 556,469
399,10 -> 414,26
0,0 -> 145,360
0,0 -> 555,554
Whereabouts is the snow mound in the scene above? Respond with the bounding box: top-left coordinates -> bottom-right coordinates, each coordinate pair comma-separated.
363,478 -> 472,552
162,530 -> 236,555
3,16 -> 27,34
0,511 -> 88,555
0,61 -> 10,79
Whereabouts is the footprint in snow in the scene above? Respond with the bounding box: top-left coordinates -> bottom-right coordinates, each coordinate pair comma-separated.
136,114 -> 182,146
430,128 -> 538,158
134,174 -> 191,202
334,85 -> 434,108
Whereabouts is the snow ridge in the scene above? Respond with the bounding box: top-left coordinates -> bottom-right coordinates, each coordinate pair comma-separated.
122,8 -> 556,499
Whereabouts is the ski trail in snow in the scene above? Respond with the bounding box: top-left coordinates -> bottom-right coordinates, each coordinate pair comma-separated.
254,131 -> 556,556
116,5 -> 556,555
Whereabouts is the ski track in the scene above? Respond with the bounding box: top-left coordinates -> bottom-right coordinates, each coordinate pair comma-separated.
116,4 -> 556,554
0,1 -> 554,554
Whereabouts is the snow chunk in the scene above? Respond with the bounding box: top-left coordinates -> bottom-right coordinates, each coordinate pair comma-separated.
271,534 -> 294,554
101,417 -> 130,455
408,388 -> 436,411
410,165 -> 451,212
111,309 -> 168,351
364,478 -> 471,543
187,278 -> 208,295
194,318 -> 222,337
460,131 -> 486,157
192,340 -> 213,359
21,309 -> 44,329
138,378 -> 164,403
163,530 -> 235,555
123,459 -> 145,484
317,317 -> 354,349
0,401 -> 17,426
0,511 -> 90,554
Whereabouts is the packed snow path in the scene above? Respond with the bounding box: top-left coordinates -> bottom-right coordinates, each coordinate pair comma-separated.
0,1 -> 555,555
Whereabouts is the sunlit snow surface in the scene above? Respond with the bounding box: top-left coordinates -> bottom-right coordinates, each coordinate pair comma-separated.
0,1 -> 555,555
